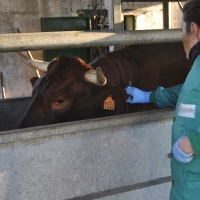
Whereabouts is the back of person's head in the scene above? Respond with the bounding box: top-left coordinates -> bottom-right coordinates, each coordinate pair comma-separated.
183,0 -> 200,34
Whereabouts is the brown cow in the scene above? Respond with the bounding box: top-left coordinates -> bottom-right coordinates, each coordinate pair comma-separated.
18,42 -> 191,128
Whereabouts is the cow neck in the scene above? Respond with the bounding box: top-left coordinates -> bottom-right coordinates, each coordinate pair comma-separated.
189,41 -> 200,62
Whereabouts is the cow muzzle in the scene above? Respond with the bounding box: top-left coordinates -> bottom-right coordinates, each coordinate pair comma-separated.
84,67 -> 107,86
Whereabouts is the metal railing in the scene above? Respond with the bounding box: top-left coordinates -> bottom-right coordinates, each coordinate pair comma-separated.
0,29 -> 182,52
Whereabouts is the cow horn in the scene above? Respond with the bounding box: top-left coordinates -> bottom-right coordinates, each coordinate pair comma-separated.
84,67 -> 107,86
15,52 -> 49,72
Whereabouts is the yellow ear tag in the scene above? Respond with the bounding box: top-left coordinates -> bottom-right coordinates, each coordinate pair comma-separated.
104,95 -> 115,110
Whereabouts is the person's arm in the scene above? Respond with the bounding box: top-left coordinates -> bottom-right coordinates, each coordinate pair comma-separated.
172,136 -> 194,163
126,84 -> 183,108
187,127 -> 200,155
150,84 -> 183,108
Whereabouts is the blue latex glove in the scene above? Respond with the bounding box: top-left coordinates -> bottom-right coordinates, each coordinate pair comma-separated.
172,136 -> 194,163
126,86 -> 151,104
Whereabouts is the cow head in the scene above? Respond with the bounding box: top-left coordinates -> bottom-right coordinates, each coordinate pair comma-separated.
18,55 -> 127,128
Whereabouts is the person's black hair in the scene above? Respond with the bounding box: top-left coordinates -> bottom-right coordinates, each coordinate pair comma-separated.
183,0 -> 200,34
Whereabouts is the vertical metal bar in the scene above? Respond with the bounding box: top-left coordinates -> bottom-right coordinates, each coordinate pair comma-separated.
113,0 -> 123,50
163,2 -> 169,29
0,72 -> 4,98
104,0 -> 115,52
104,0 -> 114,30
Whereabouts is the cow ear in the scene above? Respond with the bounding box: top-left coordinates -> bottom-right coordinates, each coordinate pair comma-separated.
30,77 -> 39,87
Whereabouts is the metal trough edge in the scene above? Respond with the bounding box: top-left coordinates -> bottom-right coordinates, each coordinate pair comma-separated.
0,108 -> 174,144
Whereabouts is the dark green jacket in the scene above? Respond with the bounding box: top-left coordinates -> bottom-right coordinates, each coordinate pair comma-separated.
150,55 -> 200,200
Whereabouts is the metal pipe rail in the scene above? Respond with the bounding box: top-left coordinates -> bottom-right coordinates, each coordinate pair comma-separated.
0,29 -> 182,52
122,0 -> 186,1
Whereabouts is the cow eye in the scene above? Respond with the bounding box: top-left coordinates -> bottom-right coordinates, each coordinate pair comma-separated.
57,99 -> 64,103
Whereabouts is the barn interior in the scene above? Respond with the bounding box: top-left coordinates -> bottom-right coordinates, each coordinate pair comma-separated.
0,1 -> 188,200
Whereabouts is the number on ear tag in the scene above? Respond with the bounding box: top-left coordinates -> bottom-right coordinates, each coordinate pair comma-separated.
104,95 -> 115,110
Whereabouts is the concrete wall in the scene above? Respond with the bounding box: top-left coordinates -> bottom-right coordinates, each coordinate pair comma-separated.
0,1 -> 184,99
0,108 -> 173,200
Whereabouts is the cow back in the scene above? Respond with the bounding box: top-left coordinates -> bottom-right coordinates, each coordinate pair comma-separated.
91,42 -> 191,90
90,42 -> 191,112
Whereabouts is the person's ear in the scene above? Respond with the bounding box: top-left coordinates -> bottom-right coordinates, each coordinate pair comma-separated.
190,22 -> 199,39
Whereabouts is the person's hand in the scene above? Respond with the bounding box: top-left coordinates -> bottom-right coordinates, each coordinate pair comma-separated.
126,86 -> 151,104
172,136 -> 194,163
